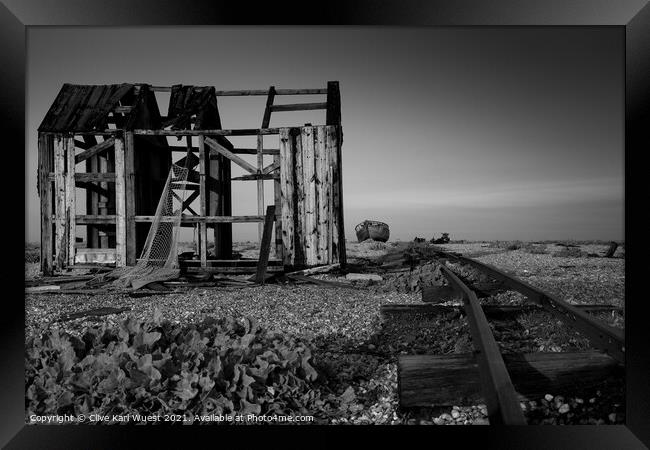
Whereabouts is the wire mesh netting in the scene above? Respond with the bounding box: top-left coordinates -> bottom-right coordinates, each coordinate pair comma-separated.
91,163 -> 190,289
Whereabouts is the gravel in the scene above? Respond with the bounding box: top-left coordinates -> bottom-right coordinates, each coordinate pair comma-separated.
24,240 -> 625,425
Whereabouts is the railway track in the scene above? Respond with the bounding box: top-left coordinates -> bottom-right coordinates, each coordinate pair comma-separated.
395,247 -> 625,425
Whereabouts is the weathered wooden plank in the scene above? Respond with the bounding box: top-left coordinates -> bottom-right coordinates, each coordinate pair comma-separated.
134,128 -> 280,137
333,126 -> 346,265
38,133 -> 54,275
399,352 -> 623,408
74,137 -> 115,164
74,215 -> 117,225
262,160 -> 280,174
204,136 -> 257,174
315,126 -> 329,264
134,215 -> 264,223
273,153 -> 283,261
114,135 -> 126,267
302,127 -> 317,266
224,148 -> 280,156
326,81 -> 341,126
278,128 -> 294,266
151,86 -> 327,96
253,205 -> 276,284
270,102 -> 327,112
124,131 -> 136,265
381,303 -> 623,317
231,174 -> 279,181
294,129 -> 305,266
327,126 -> 340,263
198,135 -> 208,268
257,134 -> 265,242
65,136 -> 76,267
261,86 -> 276,129
74,173 -> 116,182
53,135 -> 67,271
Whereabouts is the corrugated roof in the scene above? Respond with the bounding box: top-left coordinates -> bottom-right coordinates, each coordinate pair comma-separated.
38,83 -> 135,132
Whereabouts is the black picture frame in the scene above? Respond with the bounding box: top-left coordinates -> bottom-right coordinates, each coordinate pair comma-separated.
2,0 -> 649,448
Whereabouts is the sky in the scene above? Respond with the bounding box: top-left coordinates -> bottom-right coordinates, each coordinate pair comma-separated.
25,26 -> 624,243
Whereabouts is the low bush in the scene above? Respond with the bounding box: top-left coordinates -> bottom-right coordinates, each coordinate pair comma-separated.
25,313 -> 333,423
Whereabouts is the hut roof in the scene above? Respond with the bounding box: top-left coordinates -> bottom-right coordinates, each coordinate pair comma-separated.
38,83 -> 222,133
38,83 -> 136,132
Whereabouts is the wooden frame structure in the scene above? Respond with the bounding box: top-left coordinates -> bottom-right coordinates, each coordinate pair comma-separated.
37,81 -> 346,275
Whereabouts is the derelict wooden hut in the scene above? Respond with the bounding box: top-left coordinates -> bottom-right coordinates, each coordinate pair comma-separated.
37,82 -> 346,276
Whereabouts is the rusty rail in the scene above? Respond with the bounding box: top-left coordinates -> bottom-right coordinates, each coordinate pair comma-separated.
436,251 -> 625,364
438,264 -> 527,425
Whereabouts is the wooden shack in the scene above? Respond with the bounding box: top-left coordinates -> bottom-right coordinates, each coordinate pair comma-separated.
37,82 -> 346,275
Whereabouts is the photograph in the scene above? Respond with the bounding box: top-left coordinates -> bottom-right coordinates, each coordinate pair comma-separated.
2,0 -> 648,447
23,26 -> 626,427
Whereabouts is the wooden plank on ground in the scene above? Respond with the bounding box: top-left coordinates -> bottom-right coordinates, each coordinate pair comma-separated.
399,352 -> 623,408
253,205 -> 276,284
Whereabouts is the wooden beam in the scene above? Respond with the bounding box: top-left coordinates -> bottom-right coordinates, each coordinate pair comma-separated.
262,160 -> 280,174
75,181 -> 109,198
114,135 -> 126,267
38,133 -> 54,275
74,173 -> 116,182
204,136 -> 257,174
74,215 -> 117,225
279,128 -> 295,266
198,135 -> 208,268
399,352 -> 623,408
253,205 -> 276,284
74,137 -> 115,164
257,134 -> 265,242
381,303 -> 624,317
231,173 -> 279,181
74,139 -> 91,150
221,148 -> 280,156
124,131 -> 136,265
133,128 -> 280,137
302,127 -> 317,266
151,86 -> 327,96
326,81 -> 342,126
135,215 -> 265,223
273,153 -> 283,261
261,86 -> 276,129
270,102 -> 327,112
182,190 -> 200,213
53,135 -> 67,271
65,136 -> 76,267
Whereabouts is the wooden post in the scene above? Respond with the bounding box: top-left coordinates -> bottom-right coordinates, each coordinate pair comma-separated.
327,126 -> 341,263
38,133 -> 53,275
124,131 -> 136,265
53,134 -> 67,271
279,128 -> 294,266
253,205 -> 276,284
335,126 -> 346,265
198,135 -> 208,267
114,134 -> 126,267
257,134 -> 265,242
273,153 -> 283,261
302,127 -> 316,266
65,135 -> 76,267
84,135 -> 100,249
315,126 -> 329,264
293,129 -> 305,266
